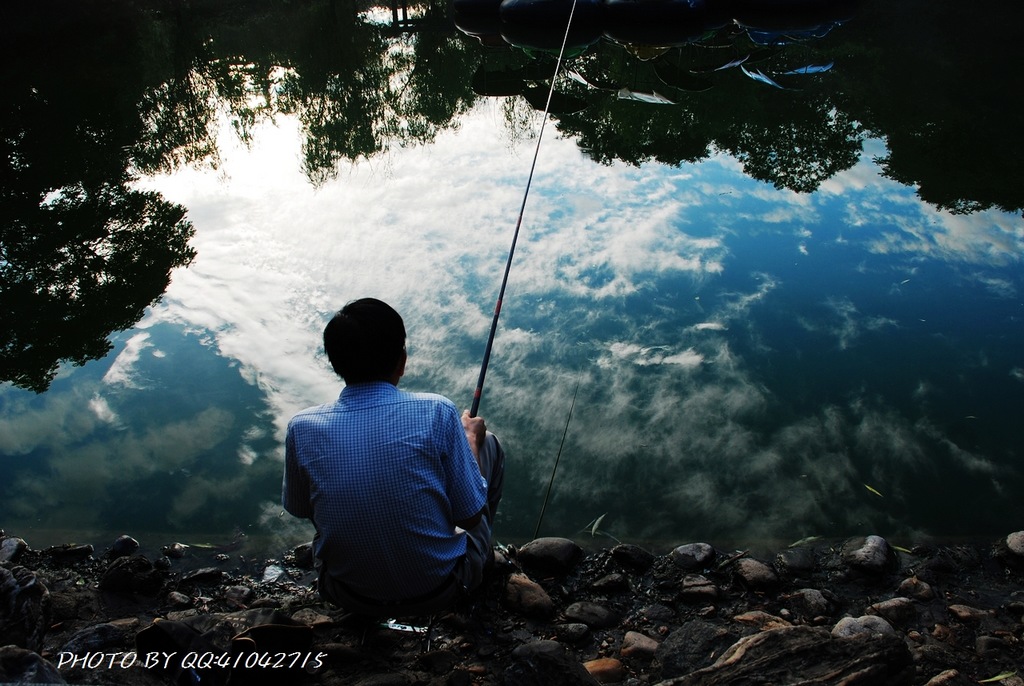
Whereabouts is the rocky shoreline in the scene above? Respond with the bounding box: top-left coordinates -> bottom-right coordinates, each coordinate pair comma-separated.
2,529 -> 1023,685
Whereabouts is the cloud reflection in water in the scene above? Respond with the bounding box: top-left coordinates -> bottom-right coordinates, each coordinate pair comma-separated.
1,105 -> 1021,551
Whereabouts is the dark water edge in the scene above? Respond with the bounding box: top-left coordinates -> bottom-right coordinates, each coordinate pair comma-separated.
9,524 -> 1020,572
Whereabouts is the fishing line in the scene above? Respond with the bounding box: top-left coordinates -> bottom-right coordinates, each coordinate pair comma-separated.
533,368 -> 582,539
469,0 -> 582,418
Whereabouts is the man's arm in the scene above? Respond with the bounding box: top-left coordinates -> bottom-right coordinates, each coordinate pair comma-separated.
461,410 -> 486,470
282,426 -> 313,519
453,410 -> 488,529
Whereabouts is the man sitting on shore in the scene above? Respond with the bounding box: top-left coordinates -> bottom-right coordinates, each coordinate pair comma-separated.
282,298 -> 505,615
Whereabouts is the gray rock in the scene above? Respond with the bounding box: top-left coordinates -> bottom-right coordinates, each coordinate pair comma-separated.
831,615 -> 897,639
841,535 -> 898,575
611,543 -> 655,572
224,585 -> 255,607
161,542 -> 189,559
517,538 -> 584,577
553,622 -> 590,643
0,537 -> 27,565
167,591 -> 191,607
108,534 -> 139,559
0,646 -> 65,684
733,557 -> 779,590
680,574 -> 718,601
783,588 -> 833,619
897,576 -> 935,600
1005,531 -> 1024,557
669,543 -> 715,571
504,573 -> 554,619
996,531 -> 1024,569
621,630 -> 660,658
262,564 -> 287,582
0,566 -> 50,652
564,601 -> 619,629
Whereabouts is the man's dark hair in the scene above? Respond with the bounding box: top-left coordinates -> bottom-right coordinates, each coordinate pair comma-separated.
324,298 -> 406,384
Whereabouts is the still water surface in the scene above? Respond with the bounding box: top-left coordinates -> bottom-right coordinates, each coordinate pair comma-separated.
2,0 -> 1022,556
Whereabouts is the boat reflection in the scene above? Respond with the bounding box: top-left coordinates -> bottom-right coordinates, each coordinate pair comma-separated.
454,0 -> 856,52
456,0 -> 858,110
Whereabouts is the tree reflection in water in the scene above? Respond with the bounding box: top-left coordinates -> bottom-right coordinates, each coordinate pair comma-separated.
2,2 -> 198,392
2,0 -> 1021,391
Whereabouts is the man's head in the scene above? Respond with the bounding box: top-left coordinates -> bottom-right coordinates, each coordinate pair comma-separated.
324,298 -> 406,384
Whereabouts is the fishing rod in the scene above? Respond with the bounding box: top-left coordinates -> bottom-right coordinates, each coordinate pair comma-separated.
469,0 -> 581,418
533,368 -> 582,539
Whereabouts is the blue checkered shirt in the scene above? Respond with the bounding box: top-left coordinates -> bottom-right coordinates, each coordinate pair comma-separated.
283,382 -> 487,601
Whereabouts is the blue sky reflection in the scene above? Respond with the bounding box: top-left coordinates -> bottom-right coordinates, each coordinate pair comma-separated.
2,105 -> 1021,552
